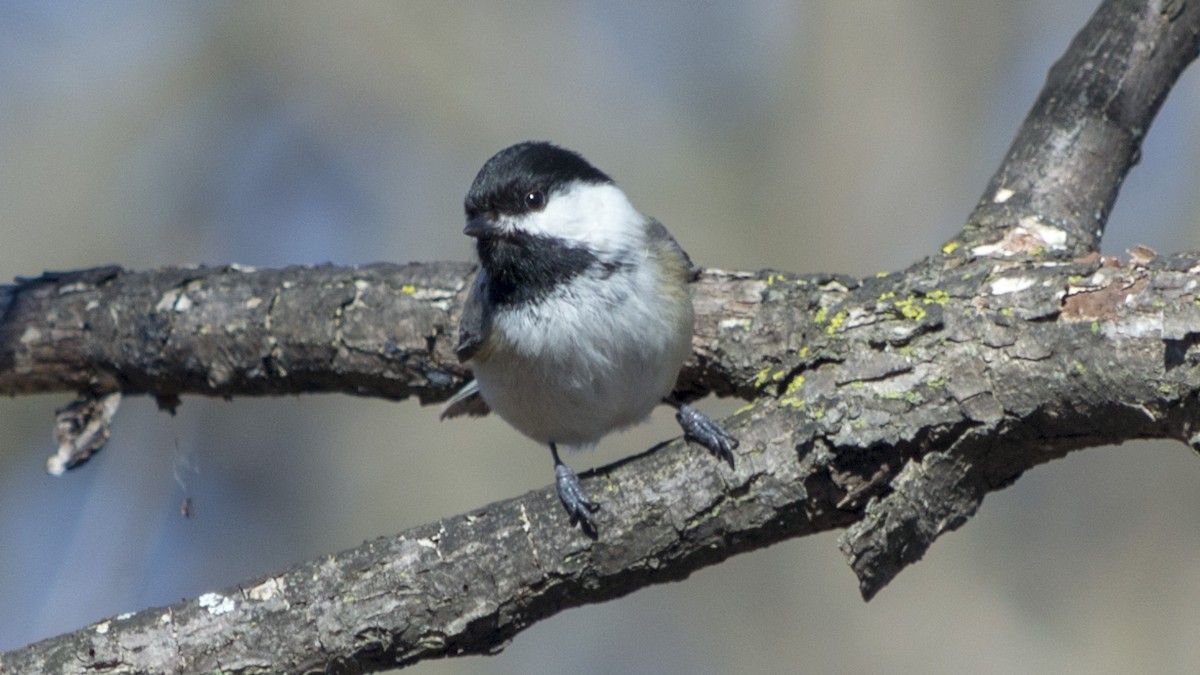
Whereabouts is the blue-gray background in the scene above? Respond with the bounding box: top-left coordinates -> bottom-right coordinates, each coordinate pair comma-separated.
3,2 -> 1200,673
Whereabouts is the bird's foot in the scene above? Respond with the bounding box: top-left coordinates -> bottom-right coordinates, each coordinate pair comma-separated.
675,404 -> 739,468
555,461 -> 600,534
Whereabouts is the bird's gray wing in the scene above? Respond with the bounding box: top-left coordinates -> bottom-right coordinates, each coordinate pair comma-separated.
442,270 -> 492,420
646,217 -> 700,281
454,269 -> 490,362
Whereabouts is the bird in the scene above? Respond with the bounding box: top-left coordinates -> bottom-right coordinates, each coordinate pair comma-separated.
443,141 -> 737,532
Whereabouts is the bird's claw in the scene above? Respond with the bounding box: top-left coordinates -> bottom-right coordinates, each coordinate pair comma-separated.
555,462 -> 600,534
676,404 -> 739,468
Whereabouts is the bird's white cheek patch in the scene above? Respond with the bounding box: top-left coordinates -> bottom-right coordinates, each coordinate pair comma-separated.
520,183 -> 645,254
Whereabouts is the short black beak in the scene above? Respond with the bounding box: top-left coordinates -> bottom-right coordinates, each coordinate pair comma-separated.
463,217 -> 494,238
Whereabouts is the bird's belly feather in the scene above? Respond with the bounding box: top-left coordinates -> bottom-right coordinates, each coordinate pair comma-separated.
472,287 -> 691,449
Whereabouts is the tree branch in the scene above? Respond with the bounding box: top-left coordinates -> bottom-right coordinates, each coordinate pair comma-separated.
959,0 -> 1200,258
6,251 -> 1200,671
4,0 -> 1200,672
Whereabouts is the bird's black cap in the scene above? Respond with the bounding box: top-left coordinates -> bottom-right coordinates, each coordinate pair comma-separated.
464,142 -> 612,220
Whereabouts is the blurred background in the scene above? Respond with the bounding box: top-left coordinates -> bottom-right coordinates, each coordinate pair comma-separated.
2,1 -> 1200,672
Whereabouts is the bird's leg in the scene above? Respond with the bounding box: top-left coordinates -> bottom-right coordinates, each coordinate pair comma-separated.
551,442 -> 599,532
665,398 -> 739,468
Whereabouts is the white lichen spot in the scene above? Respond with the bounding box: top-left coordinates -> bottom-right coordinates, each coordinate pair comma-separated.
1017,216 -> 1067,249
198,592 -> 235,615
993,187 -> 1015,203
58,281 -> 90,295
1110,315 -> 1163,338
94,620 -> 110,635
245,297 -> 263,309
207,362 -> 232,388
155,288 -> 192,312
971,242 -> 1002,256
248,577 -> 285,601
154,289 -> 180,313
989,276 -> 1036,295
408,287 -> 458,313
971,217 -> 1068,257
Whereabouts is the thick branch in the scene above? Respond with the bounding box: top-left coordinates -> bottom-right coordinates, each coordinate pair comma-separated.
6,248 -> 1200,672
0,263 -> 477,403
960,0 -> 1200,258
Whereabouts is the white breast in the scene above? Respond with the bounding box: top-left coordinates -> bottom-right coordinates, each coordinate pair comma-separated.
471,259 -> 693,450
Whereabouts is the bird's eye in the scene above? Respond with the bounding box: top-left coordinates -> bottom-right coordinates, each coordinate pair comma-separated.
524,190 -> 546,210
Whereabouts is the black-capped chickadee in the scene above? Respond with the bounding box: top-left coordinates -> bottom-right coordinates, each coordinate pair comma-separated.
444,141 -> 737,532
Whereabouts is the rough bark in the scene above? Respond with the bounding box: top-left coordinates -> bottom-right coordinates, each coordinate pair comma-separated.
3,0 -> 1200,672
